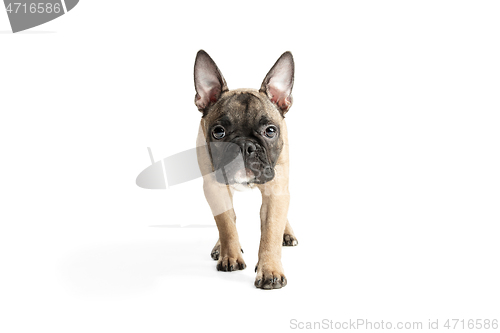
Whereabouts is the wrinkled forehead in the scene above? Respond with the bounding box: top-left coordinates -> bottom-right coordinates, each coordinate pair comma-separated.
205,91 -> 282,127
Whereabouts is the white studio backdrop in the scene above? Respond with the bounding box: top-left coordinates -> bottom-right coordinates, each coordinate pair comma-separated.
1,1 -> 499,332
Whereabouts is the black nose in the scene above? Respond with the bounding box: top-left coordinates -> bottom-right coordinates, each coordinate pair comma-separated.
245,142 -> 256,156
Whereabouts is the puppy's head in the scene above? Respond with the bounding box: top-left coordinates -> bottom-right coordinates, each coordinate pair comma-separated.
194,50 -> 294,186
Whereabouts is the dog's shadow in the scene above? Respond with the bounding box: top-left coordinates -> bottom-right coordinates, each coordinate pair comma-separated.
61,233 -> 251,294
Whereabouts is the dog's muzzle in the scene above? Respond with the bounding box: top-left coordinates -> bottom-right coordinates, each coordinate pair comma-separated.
211,140 -> 274,185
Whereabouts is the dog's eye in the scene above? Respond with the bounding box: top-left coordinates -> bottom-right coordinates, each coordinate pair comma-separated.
212,126 -> 226,139
264,126 -> 277,138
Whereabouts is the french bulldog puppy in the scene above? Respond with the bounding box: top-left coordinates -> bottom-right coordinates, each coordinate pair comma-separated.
194,50 -> 298,289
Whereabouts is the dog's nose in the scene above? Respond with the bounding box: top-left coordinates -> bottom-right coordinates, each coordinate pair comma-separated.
245,142 -> 256,156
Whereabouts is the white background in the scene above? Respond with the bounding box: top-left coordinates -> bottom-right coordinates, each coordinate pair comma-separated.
1,1 -> 499,332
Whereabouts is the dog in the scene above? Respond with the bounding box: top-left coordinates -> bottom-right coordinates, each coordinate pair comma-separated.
194,50 -> 298,289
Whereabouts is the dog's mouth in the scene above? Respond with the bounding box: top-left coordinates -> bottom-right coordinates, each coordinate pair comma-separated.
215,163 -> 274,185
214,159 -> 275,185
233,168 -> 255,184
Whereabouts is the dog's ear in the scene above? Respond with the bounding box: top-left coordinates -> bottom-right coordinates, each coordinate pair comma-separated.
194,50 -> 228,113
260,51 -> 294,116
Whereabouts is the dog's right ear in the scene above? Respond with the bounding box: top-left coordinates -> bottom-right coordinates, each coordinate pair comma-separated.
194,50 -> 228,114
259,51 -> 294,116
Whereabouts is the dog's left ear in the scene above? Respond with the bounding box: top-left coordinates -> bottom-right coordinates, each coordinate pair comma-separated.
194,50 -> 228,114
260,51 -> 294,116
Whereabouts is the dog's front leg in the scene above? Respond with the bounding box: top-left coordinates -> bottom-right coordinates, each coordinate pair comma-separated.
255,191 -> 289,289
203,179 -> 246,271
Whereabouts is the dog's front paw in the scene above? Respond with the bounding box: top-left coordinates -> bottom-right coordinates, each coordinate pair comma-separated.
211,243 -> 244,261
211,244 -> 220,260
282,234 -> 298,246
216,256 -> 246,272
254,264 -> 287,289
